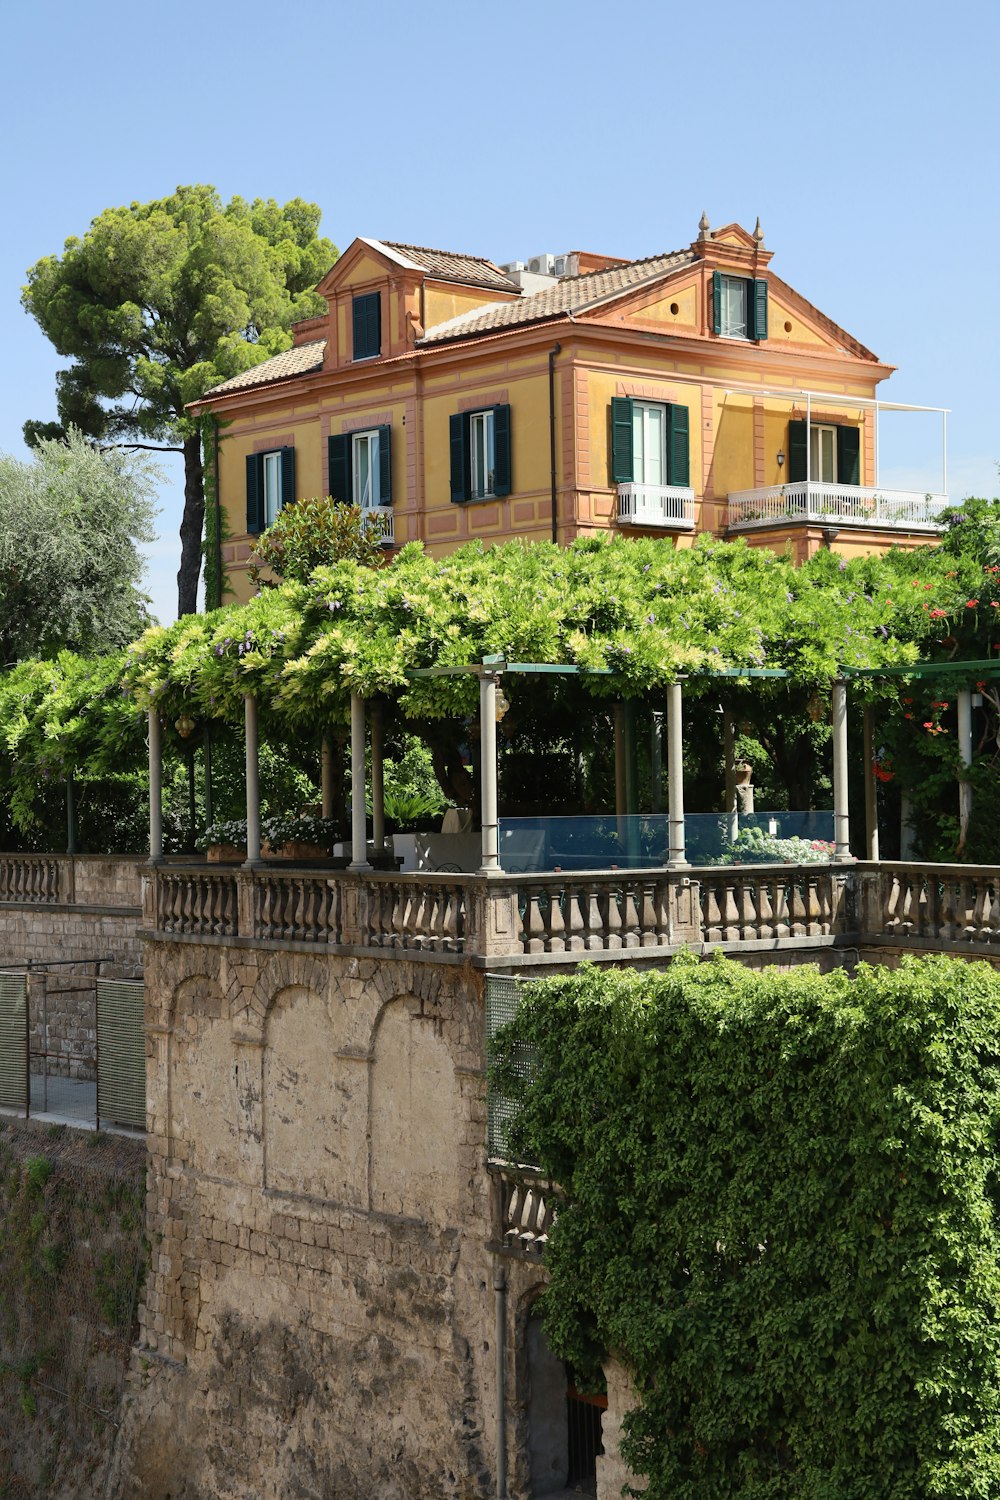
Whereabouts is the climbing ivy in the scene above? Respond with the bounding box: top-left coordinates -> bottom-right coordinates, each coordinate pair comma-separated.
494,955 -> 1000,1498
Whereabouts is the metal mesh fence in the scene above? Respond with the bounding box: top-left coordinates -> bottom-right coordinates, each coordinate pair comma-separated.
0,1119 -> 147,1497
97,980 -> 146,1131
0,972 -> 26,1113
486,972 -> 538,1164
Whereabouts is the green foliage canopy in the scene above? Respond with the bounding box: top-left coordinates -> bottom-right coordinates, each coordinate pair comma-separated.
248,498 -> 389,586
22,185 -> 337,612
0,428 -> 156,663
494,954 -> 1000,1498
122,532 -> 972,731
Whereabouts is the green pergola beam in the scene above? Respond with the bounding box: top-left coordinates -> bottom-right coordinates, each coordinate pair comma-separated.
842,659 -> 1000,679
405,657 -> 1000,685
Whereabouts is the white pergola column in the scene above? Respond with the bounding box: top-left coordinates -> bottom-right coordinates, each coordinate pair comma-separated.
957,687 -> 973,849
666,680 -> 687,869
321,731 -> 335,819
832,679 -> 851,861
148,709 -> 163,864
479,674 -> 499,873
862,704 -> 879,861
613,704 -> 627,819
371,706 -> 386,857
244,693 -> 262,866
723,707 -> 738,842
349,693 -> 370,871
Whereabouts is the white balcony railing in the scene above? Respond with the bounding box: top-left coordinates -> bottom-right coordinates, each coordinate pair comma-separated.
362,505 -> 394,546
727,482 -> 949,532
617,483 -> 696,530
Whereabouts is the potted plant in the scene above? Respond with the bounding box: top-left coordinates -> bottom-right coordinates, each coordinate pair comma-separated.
261,813 -> 341,861
204,819 -> 248,863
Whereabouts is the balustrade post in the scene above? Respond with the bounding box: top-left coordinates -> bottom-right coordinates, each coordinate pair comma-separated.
350,693 -> 371,871
958,688 -> 973,851
371,706 -> 386,857
666,680 -> 688,869
148,708 -> 163,865
479,674 -> 500,873
832,678 -> 852,862
244,693 -> 262,867
863,704 -> 879,862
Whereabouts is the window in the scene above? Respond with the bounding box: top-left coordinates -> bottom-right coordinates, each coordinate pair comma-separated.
328,427 -> 392,510
245,447 -> 295,535
469,410 -> 496,499
712,272 -> 768,341
787,421 -> 860,485
352,429 -> 381,508
449,406 -> 512,503
262,451 -> 282,526
352,293 -> 381,360
632,402 -> 666,486
810,425 -> 837,484
719,275 -> 747,338
610,397 -> 689,487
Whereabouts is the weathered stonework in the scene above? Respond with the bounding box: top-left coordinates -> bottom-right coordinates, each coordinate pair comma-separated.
112,939 -> 503,1499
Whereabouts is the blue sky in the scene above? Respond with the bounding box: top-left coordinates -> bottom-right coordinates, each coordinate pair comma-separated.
2,0 -> 996,624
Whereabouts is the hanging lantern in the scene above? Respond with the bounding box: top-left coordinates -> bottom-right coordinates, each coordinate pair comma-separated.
806,693 -> 826,723
495,687 -> 510,723
175,713 -> 196,739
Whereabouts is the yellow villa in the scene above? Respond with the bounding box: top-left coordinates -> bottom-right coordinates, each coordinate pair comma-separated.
190,215 -> 949,602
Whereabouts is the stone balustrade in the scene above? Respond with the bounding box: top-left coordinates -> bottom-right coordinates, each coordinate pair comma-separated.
488,1168 -> 557,1259
0,854 -> 144,910
130,859 -> 1000,962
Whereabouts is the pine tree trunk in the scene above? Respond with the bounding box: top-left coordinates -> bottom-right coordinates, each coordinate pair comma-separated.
176,434 -> 206,617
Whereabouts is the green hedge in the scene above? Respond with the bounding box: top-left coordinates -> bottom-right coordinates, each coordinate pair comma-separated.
494,955 -> 1000,1498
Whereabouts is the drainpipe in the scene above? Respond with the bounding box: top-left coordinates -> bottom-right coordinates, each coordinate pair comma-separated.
493,1262 -> 508,1500
549,343 -> 562,544
213,417 -> 223,610
148,709 -> 163,865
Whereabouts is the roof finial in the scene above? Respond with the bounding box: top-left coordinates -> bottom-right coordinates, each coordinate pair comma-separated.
753,216 -> 764,245
698,210 -> 710,241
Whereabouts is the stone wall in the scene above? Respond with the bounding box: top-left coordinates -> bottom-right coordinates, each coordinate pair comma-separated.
0,855 -> 143,1085
111,939 -> 503,1500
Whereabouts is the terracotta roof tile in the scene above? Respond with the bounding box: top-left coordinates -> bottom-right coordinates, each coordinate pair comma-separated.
418,248 -> 696,344
382,241 -> 519,292
205,340 -> 326,397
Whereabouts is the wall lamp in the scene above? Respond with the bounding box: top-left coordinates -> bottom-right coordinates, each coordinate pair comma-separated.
776,448 -> 786,468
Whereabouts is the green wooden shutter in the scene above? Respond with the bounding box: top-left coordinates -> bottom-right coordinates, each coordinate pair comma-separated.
246,454 -> 264,535
492,406 -> 511,497
377,425 -> 392,504
450,414 -> 468,503
352,293 -> 381,359
788,420 -> 807,483
836,426 -> 861,486
279,446 -> 296,510
667,404 -> 690,487
712,271 -> 723,335
610,397 -> 634,483
329,434 -> 352,503
752,279 -> 768,341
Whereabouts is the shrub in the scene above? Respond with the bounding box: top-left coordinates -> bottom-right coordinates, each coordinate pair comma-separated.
494,955 -> 1000,1498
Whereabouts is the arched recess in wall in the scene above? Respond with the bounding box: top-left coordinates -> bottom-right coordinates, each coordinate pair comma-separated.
263,982 -> 365,1203
168,973 -> 240,1179
369,994 -> 462,1224
524,1311 -> 606,1498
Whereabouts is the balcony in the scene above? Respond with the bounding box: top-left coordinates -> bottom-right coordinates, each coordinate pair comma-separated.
617,483 -> 695,530
727,482 -> 950,533
362,504 -> 394,546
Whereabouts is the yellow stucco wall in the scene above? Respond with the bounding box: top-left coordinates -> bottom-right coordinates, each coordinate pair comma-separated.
423,283 -> 513,329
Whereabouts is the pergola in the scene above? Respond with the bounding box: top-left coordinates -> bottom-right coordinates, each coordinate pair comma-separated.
145,657 -> 1000,873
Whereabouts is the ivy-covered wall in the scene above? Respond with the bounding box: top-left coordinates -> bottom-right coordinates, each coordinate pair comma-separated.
496,954 -> 1000,1499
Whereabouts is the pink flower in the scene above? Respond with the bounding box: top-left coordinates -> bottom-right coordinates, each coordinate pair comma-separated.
967,599 -> 980,608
